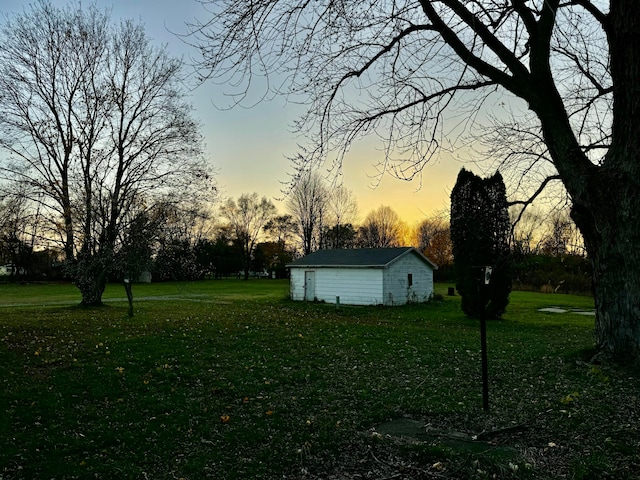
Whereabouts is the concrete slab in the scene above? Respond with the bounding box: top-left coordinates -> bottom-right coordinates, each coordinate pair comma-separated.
374,418 -> 518,458
538,307 -> 569,313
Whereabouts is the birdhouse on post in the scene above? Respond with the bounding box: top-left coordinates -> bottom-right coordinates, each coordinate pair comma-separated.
483,266 -> 492,285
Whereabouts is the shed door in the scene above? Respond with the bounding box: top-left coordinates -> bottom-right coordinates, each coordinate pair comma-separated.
304,271 -> 316,301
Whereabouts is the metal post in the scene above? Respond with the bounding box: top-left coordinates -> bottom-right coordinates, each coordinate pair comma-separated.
480,306 -> 489,411
475,265 -> 491,411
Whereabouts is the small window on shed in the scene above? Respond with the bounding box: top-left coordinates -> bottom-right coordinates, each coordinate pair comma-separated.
408,273 -> 413,287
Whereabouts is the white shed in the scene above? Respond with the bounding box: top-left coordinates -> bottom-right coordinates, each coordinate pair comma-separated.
287,247 -> 437,306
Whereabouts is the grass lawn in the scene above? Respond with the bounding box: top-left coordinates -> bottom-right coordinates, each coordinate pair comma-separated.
0,280 -> 638,479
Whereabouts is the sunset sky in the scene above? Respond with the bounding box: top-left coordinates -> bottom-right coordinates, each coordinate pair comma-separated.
1,0 -> 469,224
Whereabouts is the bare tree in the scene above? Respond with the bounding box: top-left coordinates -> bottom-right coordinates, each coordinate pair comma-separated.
263,214 -> 297,276
221,193 -> 276,279
190,1 -> 640,360
264,214 -> 296,247
285,171 -> 328,255
510,206 -> 584,257
325,185 -> 358,249
0,1 -> 212,305
510,207 -> 545,256
539,211 -> 584,257
357,205 -> 403,248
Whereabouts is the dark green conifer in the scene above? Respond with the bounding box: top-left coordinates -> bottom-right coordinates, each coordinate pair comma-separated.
450,169 -> 512,319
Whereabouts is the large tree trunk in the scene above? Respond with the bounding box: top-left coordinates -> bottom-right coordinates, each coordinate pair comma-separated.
582,1 -> 640,361
76,274 -> 107,306
572,176 -> 640,361
592,247 -> 640,361
530,1 -> 640,362
74,254 -> 109,306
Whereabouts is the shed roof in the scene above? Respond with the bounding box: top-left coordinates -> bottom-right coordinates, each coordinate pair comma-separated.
287,247 -> 437,269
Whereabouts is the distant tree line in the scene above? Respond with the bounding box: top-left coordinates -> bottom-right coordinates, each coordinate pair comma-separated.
1,165 -> 590,295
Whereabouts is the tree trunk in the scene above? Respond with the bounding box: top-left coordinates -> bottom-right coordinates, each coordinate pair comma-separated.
123,279 -> 134,317
573,177 -> 640,361
592,248 -> 640,361
579,1 -> 640,361
74,254 -> 109,306
528,1 -> 640,362
76,275 -> 107,306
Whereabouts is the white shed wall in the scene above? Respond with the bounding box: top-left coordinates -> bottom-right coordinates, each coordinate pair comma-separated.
383,253 -> 434,305
317,268 -> 384,305
290,267 -> 384,305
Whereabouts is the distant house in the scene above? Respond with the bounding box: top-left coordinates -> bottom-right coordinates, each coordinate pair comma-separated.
287,247 -> 437,306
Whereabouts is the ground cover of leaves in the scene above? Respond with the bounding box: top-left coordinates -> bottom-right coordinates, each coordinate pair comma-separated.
0,281 -> 638,479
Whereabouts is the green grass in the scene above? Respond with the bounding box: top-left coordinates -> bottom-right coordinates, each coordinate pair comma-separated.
0,280 -> 638,479
0,278 -> 287,306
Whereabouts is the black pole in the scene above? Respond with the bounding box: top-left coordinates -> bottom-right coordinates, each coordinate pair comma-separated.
480,306 -> 489,411
475,266 -> 491,411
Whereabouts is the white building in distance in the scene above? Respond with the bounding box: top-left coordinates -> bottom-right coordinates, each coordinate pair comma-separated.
288,247 -> 437,306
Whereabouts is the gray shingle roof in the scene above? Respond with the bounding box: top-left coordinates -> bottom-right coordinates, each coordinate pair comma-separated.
287,247 -> 437,269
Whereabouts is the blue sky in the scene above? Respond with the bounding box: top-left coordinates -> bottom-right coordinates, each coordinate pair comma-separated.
0,0 -> 462,223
